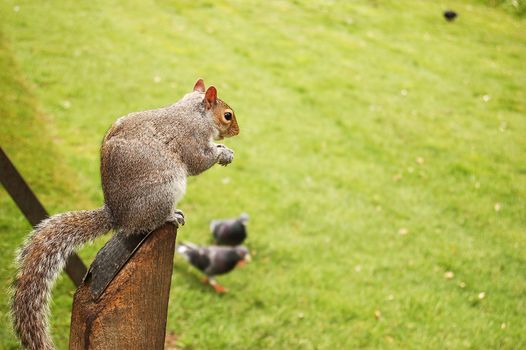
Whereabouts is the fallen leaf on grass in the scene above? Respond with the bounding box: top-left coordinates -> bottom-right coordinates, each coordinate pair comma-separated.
444,271 -> 454,279
374,310 -> 381,320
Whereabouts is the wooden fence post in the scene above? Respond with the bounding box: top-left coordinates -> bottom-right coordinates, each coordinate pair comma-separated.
69,223 -> 177,350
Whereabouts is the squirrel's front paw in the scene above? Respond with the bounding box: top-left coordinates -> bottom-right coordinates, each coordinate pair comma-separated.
217,145 -> 234,166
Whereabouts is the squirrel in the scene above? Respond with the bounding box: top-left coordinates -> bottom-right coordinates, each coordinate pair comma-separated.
11,78 -> 239,350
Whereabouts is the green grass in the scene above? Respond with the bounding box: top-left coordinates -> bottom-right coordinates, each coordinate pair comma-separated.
1,0 -> 525,349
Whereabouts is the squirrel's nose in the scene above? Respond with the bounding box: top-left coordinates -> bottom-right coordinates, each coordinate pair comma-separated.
228,124 -> 239,137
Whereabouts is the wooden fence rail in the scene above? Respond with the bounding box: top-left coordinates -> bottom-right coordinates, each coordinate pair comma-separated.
0,147 -> 87,286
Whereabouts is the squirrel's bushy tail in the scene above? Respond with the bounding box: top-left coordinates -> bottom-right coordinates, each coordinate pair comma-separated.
11,206 -> 113,350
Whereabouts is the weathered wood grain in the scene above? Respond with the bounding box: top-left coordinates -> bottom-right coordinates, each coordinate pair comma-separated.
69,223 -> 177,350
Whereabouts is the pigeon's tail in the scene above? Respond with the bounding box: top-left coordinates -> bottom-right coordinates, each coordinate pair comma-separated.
239,213 -> 249,223
175,242 -> 199,260
209,220 -> 220,237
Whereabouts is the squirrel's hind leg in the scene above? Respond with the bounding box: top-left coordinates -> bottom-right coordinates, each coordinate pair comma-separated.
165,176 -> 187,228
113,182 -> 177,236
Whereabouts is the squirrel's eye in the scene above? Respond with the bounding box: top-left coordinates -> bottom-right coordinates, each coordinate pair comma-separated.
224,112 -> 232,121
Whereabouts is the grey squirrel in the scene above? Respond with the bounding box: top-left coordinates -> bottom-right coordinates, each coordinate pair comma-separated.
11,78 -> 239,350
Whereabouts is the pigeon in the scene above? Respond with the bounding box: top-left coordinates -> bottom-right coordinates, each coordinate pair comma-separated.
210,213 -> 249,246
176,242 -> 251,293
444,10 -> 458,22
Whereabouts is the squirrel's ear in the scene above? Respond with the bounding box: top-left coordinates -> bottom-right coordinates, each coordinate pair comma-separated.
205,86 -> 217,109
193,78 -> 205,92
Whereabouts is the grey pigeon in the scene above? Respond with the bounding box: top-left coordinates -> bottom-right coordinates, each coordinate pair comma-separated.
210,213 -> 249,246
176,242 -> 250,293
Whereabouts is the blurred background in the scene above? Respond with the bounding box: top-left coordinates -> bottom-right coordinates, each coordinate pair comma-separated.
1,0 -> 525,349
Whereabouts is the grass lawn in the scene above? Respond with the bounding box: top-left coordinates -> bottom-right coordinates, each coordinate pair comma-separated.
1,0 -> 525,349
